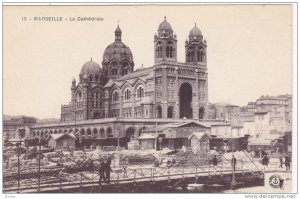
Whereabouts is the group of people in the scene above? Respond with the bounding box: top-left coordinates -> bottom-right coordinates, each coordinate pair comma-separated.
212,154 -> 237,171
279,154 -> 291,171
262,153 -> 291,171
98,159 -> 113,184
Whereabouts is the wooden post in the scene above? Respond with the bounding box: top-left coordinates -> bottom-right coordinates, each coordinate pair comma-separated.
59,173 -> 62,191
37,143 -> 41,192
208,155 -> 211,178
167,168 -> 171,183
220,162 -> 223,177
117,172 -> 120,184
242,160 -> 244,175
80,172 -> 83,192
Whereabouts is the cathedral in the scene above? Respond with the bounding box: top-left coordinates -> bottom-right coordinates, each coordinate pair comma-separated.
61,17 -> 208,123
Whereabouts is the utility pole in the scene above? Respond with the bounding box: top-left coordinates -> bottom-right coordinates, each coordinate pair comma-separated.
37,136 -> 41,192
17,139 -> 20,193
230,99 -> 236,189
155,110 -> 158,151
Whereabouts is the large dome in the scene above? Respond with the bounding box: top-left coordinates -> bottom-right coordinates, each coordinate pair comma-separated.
80,59 -> 101,75
103,41 -> 133,62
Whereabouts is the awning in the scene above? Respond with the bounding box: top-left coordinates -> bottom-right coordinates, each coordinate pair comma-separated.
137,134 -> 156,140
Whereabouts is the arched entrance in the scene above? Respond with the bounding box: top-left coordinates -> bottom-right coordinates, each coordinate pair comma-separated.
156,106 -> 162,118
167,106 -> 174,118
179,83 -> 193,118
106,127 -> 113,138
199,107 -> 204,119
126,127 -> 135,140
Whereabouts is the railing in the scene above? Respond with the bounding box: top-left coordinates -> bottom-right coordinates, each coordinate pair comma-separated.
9,149 -> 290,193
3,152 -> 266,193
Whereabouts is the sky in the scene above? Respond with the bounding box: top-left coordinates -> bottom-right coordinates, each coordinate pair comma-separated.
3,4 -> 293,119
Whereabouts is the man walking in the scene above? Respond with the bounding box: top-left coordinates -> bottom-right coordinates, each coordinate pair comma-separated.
98,160 -> 105,184
104,159 -> 113,183
285,155 -> 291,171
232,155 -> 237,171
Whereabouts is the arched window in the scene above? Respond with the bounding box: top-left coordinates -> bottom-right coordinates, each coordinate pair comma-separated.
89,75 -> 93,81
156,106 -> 162,118
197,50 -> 201,62
95,75 -> 99,82
107,128 -> 113,138
124,88 -> 131,100
188,47 -> 194,62
93,128 -> 98,138
166,42 -> 173,58
199,107 -> 205,119
112,90 -> 119,101
122,63 -> 129,75
77,91 -> 82,99
200,51 -> 204,62
167,106 -> 174,118
156,42 -> 162,58
100,128 -> 105,138
166,46 -> 170,57
87,129 -> 92,137
112,67 -> 118,75
136,86 -> 144,98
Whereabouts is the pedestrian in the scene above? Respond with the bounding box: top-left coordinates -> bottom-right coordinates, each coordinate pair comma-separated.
285,155 -> 291,171
123,165 -> 127,178
212,155 -> 218,167
171,157 -> 176,167
104,159 -> 113,183
279,155 -> 283,168
98,160 -> 105,184
262,155 -> 269,170
266,155 -> 269,166
232,155 -> 237,171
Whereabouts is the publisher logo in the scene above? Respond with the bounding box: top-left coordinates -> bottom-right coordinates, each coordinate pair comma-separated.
269,174 -> 283,189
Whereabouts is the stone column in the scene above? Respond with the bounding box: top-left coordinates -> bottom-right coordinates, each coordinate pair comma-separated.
119,95 -> 123,118
162,66 -> 167,118
131,92 -> 135,118
192,70 -> 199,120
175,67 -> 179,118
82,84 -> 88,120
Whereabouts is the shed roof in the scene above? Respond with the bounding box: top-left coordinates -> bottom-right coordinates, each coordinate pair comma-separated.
137,134 -> 156,140
188,132 -> 211,140
47,133 -> 76,141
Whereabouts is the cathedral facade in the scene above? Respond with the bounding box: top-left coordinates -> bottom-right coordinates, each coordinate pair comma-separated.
61,17 -> 208,123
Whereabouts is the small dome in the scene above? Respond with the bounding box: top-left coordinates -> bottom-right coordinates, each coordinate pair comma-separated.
80,59 -> 101,75
189,23 -> 203,41
158,17 -> 173,32
115,25 -> 121,33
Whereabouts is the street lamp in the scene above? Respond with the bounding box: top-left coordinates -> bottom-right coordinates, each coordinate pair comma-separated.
155,110 -> 158,151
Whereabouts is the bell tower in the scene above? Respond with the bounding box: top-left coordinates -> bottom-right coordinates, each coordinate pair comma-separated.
154,17 -> 177,64
185,23 -> 207,65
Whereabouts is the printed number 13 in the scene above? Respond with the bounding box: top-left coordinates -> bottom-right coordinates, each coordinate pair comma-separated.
22,17 -> 27,21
